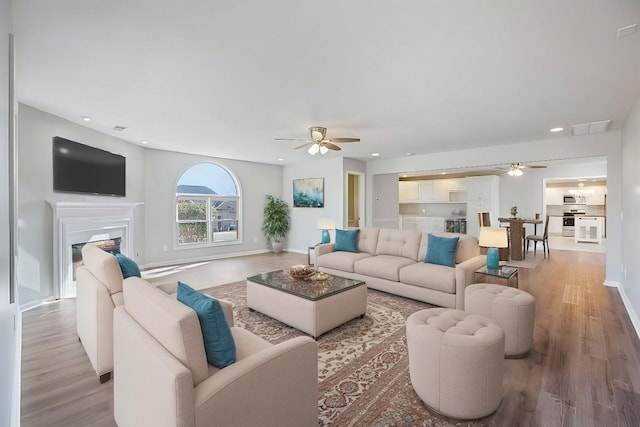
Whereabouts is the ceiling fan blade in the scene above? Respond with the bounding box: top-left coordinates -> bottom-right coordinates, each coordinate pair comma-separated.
326,137 -> 360,143
275,138 -> 310,141
521,165 -> 547,169
323,142 -> 342,151
294,142 -> 314,149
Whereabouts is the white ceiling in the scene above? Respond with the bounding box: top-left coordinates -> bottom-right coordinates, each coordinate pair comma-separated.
12,1 -> 640,165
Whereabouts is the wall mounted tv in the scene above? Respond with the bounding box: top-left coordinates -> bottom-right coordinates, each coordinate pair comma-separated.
53,136 -> 126,197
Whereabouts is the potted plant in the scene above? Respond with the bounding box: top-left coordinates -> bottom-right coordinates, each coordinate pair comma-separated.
262,195 -> 290,252
510,206 -> 518,217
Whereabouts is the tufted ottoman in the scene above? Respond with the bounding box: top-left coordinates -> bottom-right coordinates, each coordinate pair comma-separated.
465,283 -> 535,358
406,308 -> 505,420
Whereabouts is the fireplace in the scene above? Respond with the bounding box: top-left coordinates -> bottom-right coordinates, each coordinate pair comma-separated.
71,236 -> 122,280
49,201 -> 142,299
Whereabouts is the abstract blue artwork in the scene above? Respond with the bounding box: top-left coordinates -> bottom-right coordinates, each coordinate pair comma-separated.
293,178 -> 324,208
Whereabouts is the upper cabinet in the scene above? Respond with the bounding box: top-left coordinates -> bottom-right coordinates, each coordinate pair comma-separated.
399,178 -> 467,203
545,187 -> 564,205
399,181 -> 420,202
586,186 -> 606,205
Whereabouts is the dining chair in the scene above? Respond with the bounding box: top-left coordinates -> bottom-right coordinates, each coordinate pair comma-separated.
525,215 -> 550,257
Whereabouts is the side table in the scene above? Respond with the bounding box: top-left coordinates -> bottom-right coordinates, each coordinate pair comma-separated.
474,266 -> 519,288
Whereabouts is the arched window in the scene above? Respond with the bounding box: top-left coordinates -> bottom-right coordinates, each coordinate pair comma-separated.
175,163 -> 240,246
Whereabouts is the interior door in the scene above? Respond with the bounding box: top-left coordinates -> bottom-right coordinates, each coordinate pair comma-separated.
347,173 -> 363,228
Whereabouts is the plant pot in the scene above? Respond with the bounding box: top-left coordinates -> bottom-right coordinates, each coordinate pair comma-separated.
271,241 -> 283,253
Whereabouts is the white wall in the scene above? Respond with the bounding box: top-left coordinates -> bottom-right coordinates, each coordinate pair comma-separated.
17,105 -> 146,303
143,148 -> 282,266
621,89 -> 640,333
1,0 -> 18,424
283,156 -> 344,252
366,132 -> 623,284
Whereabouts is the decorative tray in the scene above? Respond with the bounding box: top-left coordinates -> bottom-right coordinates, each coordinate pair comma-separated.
283,265 -> 317,280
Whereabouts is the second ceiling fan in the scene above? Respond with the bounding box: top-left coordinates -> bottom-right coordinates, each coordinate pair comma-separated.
276,126 -> 360,155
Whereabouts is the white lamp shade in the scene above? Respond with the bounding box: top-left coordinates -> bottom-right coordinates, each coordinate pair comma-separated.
478,227 -> 508,248
317,218 -> 335,230
308,143 -> 320,155
319,145 -> 329,154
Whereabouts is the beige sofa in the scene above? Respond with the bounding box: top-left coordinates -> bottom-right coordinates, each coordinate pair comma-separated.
114,277 -> 319,427
75,244 -> 124,383
316,228 -> 486,309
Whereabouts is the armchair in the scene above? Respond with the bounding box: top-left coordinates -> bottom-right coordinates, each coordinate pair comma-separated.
113,277 -> 318,427
75,244 -> 124,383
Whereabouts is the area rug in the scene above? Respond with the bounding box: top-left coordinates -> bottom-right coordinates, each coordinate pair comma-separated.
202,281 -> 494,426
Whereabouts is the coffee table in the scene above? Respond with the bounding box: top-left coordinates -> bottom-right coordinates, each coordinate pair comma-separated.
246,270 -> 367,338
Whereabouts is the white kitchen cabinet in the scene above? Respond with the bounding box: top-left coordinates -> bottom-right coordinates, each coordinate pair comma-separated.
399,181 -> 419,202
548,216 -> 563,235
545,187 -> 564,205
585,186 -> 606,205
465,176 -> 500,236
575,216 -> 603,244
418,181 -> 435,202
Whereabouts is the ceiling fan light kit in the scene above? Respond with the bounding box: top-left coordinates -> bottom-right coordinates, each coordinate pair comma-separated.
278,126 -> 360,156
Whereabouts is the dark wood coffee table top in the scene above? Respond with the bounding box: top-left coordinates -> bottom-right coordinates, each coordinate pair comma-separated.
247,270 -> 365,301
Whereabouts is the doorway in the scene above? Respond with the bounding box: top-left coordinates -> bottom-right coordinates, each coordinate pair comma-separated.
346,172 -> 364,228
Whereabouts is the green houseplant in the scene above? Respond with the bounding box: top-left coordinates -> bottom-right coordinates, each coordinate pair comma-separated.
262,195 -> 290,252
510,206 -> 518,217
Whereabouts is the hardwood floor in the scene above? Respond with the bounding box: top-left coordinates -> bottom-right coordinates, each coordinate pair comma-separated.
20,250 -> 640,426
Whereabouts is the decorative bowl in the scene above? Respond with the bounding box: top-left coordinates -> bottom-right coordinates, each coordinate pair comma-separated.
314,272 -> 331,281
283,265 -> 316,280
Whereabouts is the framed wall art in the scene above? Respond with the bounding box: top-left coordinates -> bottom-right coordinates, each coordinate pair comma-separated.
293,178 -> 324,208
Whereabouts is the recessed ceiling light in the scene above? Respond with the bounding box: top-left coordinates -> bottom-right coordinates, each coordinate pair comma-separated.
113,125 -> 127,131
440,172 -> 447,175
277,158 -> 285,162
140,140 -> 149,145
405,152 -> 415,156
371,152 -> 380,157
82,116 -> 91,122
550,127 -> 563,132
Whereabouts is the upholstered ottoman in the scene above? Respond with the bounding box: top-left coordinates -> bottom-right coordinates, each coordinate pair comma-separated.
406,308 -> 505,420
465,283 -> 535,358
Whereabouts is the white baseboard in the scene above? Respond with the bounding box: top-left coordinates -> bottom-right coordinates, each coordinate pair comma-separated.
19,299 -> 43,313
605,280 -> 640,340
140,249 -> 271,270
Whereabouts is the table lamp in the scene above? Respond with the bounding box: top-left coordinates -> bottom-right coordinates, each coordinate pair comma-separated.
317,218 -> 335,244
479,227 -> 508,270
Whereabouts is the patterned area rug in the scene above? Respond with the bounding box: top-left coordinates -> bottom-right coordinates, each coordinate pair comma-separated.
202,281 -> 494,426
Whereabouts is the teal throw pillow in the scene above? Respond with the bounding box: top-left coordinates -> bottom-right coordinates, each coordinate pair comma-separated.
424,234 -> 459,268
334,229 -> 360,253
177,282 -> 236,368
115,253 -> 141,278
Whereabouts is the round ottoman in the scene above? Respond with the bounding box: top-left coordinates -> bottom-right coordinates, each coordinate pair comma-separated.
465,283 -> 535,358
406,308 -> 505,420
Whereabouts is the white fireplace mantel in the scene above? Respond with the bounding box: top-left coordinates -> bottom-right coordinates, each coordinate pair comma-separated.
49,201 -> 143,299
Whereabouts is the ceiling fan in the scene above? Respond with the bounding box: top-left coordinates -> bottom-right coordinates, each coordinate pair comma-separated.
504,162 -> 547,176
275,126 -> 360,155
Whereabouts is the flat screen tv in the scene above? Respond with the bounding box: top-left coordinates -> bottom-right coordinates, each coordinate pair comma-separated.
53,136 -> 126,197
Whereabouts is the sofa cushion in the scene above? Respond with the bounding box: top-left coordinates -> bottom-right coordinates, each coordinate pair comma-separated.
81,244 -> 124,295
115,253 -> 142,278
334,229 -> 360,253
375,229 -> 422,260
122,277 -> 209,386
354,255 -> 416,282
399,262 -> 457,293
357,227 -> 380,254
424,234 -> 459,267
418,232 -> 479,264
316,251 -> 373,273
177,282 -> 236,369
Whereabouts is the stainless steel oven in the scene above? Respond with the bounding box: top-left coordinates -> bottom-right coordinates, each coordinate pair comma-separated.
562,205 -> 586,237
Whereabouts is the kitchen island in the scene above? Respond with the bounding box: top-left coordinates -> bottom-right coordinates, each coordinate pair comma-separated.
575,216 -> 603,244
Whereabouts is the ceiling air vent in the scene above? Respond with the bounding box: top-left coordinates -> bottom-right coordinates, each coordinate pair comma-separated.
570,120 -> 611,136
617,24 -> 637,39
113,125 -> 127,131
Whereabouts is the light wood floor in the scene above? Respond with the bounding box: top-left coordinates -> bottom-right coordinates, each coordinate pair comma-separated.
21,250 -> 640,426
